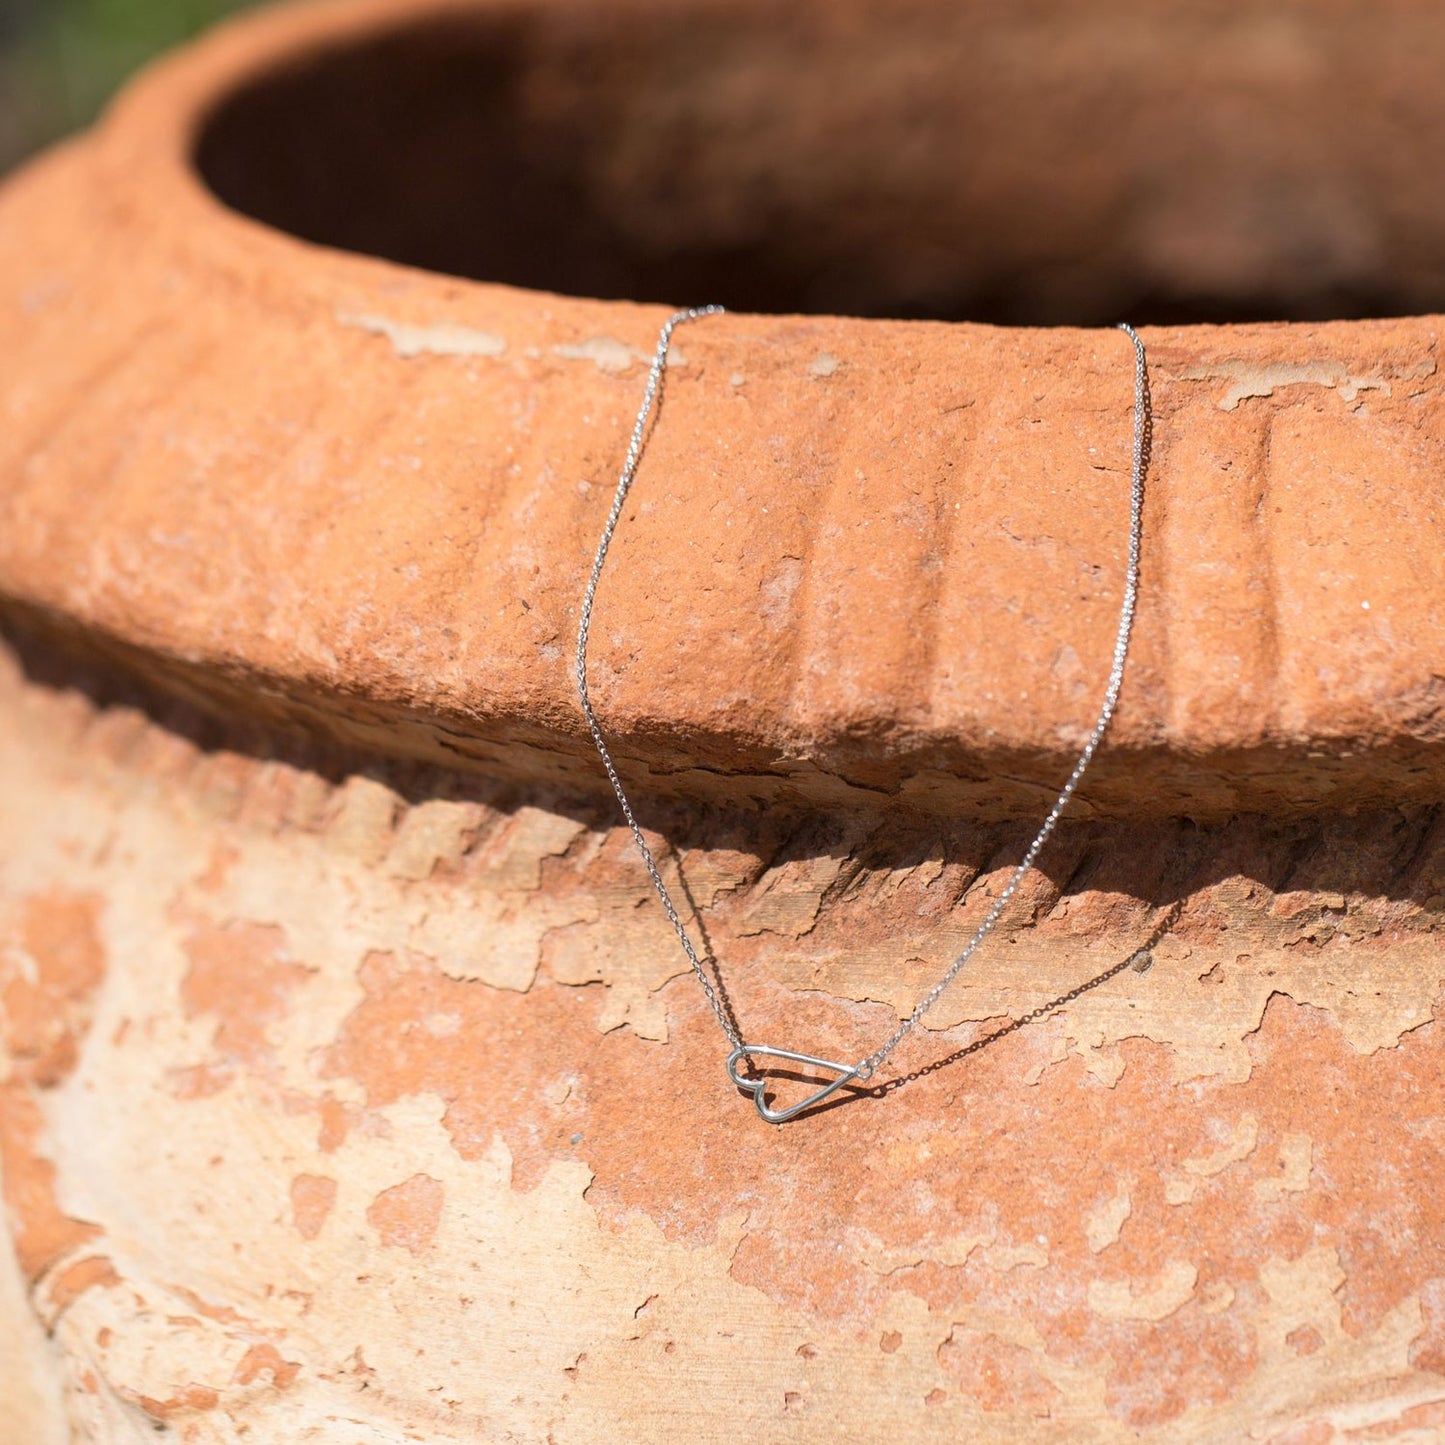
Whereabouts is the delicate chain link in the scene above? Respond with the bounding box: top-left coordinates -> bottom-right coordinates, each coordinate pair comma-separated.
861,321 -> 1150,1074
576,310 -> 1151,1085
574,306 -> 742,1051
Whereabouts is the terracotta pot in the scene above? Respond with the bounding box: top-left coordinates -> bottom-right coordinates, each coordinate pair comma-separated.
2,0 -> 1444,1439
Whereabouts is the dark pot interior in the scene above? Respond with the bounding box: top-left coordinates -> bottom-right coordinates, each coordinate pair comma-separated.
195,0 -> 1445,325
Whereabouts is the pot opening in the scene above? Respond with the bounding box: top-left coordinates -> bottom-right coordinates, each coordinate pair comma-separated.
195,1 -> 1445,325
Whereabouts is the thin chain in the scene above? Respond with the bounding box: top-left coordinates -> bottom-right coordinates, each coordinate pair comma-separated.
862,321 -> 1150,1074
576,310 -> 1151,1084
575,306 -> 742,1051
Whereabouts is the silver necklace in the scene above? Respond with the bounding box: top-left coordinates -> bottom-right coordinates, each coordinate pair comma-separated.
576,308 -> 1151,1123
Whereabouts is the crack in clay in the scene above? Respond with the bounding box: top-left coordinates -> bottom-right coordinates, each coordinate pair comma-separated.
337,312 -> 507,360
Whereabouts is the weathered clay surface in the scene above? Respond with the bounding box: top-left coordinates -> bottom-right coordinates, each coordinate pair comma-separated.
2,632 -> 1445,1441
0,0 -> 1441,821
4,0 -> 1445,1440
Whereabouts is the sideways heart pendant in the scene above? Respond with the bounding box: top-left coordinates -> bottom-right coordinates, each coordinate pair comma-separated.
726,1045 -> 872,1124
578,312 -> 1151,1124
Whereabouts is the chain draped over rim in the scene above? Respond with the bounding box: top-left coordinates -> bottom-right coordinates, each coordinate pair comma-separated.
576,308 -> 1151,1120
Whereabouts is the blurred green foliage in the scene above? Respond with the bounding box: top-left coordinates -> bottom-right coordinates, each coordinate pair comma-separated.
0,0 -> 264,172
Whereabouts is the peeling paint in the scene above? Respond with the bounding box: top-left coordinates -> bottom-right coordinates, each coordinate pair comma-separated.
367,1172 -> 444,1254
289,1174 -> 337,1241
2,891 -> 106,1087
543,911 -> 688,1041
324,775 -> 401,865
1088,1260 -> 1198,1322
4,648 -> 1445,1438
1084,1182 -> 1131,1254
1255,1133 -> 1313,1199
388,800 -> 485,882
180,920 -> 313,1070
937,1326 -> 1060,1415
741,851 -> 851,939
1183,1114 -> 1260,1176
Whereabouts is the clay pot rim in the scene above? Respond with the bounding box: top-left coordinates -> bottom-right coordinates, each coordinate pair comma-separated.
97,0 -> 1439,345
6,0 -> 1443,825
96,0 -> 591,322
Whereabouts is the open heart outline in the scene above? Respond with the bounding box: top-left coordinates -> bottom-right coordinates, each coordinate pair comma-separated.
727,1045 -> 870,1124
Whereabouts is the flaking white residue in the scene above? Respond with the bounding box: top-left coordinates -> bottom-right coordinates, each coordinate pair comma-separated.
1178,359 -> 1437,411
554,336 -> 680,374
339,311 -> 507,359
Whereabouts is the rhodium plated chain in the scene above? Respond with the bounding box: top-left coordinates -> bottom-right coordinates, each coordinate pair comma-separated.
574,307 -> 742,1055
575,308 -> 1151,1122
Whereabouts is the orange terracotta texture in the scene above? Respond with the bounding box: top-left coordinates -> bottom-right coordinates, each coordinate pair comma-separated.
0,0 -> 1444,1440
0,0 -> 1442,820
2,637 -> 1445,1441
